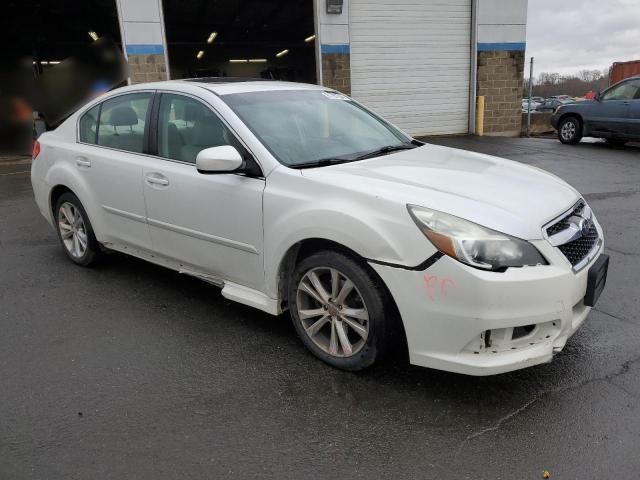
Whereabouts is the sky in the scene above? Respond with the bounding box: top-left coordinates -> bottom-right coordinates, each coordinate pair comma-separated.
525,0 -> 640,77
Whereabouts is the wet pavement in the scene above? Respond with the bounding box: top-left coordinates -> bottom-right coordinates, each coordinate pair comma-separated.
1,137 -> 639,479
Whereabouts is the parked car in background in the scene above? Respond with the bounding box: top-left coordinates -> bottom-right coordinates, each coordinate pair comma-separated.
521,99 -> 540,113
551,76 -> 640,146
537,98 -> 573,113
31,79 -> 608,376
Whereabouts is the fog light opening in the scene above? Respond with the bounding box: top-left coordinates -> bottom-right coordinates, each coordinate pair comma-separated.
512,324 -> 536,340
484,329 -> 492,349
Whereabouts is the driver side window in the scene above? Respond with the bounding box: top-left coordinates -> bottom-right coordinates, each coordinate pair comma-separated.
156,93 -> 247,164
602,79 -> 640,101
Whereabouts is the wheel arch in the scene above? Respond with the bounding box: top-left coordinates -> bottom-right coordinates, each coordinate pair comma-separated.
44,162 -> 103,239
275,236 -> 409,361
558,111 -> 585,134
49,184 -> 75,222
276,238 -> 366,305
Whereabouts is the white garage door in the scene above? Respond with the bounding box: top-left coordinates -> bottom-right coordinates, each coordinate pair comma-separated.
349,0 -> 472,136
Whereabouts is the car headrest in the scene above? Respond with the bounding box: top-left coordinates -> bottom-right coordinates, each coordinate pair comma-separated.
184,103 -> 204,122
109,106 -> 138,126
192,115 -> 225,145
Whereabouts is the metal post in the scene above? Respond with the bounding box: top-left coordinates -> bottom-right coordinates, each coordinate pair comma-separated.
526,57 -> 534,137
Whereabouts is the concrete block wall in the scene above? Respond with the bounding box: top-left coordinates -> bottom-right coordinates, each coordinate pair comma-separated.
476,0 -> 528,136
477,50 -> 525,135
127,54 -> 168,84
115,0 -> 170,84
316,2 -> 351,94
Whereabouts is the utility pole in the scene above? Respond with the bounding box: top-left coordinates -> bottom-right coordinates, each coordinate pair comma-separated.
527,57 -> 534,137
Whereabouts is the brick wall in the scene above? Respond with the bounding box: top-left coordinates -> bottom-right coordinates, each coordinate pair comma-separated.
322,53 -> 351,95
477,51 -> 525,136
127,54 -> 168,85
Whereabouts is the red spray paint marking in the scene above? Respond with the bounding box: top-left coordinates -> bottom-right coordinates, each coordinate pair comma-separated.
423,275 -> 456,300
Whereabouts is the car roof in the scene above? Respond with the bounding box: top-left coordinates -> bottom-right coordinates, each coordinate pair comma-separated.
117,78 -> 326,96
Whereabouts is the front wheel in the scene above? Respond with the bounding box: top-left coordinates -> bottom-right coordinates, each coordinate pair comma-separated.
558,116 -> 583,144
288,251 -> 391,371
55,192 -> 101,266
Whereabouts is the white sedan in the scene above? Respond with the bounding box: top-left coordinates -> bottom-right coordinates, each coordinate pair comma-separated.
31,80 -> 609,375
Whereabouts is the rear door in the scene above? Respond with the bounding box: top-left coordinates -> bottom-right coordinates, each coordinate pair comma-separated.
75,92 -> 153,250
141,92 -> 266,288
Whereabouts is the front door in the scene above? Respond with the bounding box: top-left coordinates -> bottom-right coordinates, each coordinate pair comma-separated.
591,79 -> 639,135
624,79 -> 640,138
141,92 -> 265,288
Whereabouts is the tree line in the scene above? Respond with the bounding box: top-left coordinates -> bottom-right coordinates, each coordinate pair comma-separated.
524,69 -> 611,98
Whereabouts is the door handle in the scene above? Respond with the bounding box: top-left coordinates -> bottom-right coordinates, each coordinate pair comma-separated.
75,157 -> 91,168
145,173 -> 170,187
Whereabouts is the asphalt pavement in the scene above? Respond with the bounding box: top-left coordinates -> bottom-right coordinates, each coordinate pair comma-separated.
1,137 -> 639,479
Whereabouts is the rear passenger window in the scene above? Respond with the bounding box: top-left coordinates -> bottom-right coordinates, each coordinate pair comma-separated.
79,104 -> 100,144
157,93 -> 247,164
97,93 -> 152,153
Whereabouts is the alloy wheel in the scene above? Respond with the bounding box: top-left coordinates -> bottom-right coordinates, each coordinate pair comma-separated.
561,121 -> 576,141
58,202 -> 88,258
296,267 -> 370,358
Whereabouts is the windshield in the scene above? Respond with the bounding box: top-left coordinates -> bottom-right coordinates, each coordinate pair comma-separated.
222,89 -> 411,167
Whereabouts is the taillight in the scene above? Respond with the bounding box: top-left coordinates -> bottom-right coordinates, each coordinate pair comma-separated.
32,140 -> 41,160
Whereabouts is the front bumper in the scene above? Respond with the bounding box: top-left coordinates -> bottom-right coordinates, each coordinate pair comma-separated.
550,113 -> 561,129
370,237 -> 604,376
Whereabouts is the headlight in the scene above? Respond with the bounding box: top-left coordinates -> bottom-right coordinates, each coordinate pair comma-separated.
407,205 -> 547,271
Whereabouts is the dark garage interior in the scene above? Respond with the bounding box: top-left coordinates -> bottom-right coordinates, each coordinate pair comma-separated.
162,0 -> 317,83
0,0 -> 122,72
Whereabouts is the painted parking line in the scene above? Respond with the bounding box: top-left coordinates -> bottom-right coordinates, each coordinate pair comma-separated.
0,170 -> 30,176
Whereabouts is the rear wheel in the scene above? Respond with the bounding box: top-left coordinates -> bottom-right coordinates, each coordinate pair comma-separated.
288,251 -> 391,371
558,116 -> 582,144
54,192 -> 101,266
605,138 -> 628,148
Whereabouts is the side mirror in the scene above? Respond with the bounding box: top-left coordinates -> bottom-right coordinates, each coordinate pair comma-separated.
196,146 -> 243,174
594,91 -> 602,102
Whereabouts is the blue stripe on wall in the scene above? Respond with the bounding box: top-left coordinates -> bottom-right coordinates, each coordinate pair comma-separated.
126,44 -> 165,55
321,44 -> 350,54
478,42 -> 526,52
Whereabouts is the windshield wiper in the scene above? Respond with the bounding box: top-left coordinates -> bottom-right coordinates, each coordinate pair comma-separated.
289,157 -> 355,170
349,142 -> 419,161
289,141 -> 421,170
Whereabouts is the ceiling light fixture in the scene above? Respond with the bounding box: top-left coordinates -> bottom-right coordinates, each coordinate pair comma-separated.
304,34 -> 316,43
207,31 -> 218,44
249,58 -> 267,63
88,31 -> 99,41
276,49 -> 289,58
229,59 -> 248,63
196,50 -> 205,60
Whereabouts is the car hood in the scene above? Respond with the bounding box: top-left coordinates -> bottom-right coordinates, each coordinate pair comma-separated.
300,143 -> 580,240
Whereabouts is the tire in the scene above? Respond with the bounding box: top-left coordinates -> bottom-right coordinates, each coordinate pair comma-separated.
557,116 -> 583,144
54,192 -> 101,266
605,138 -> 628,148
288,251 -> 391,371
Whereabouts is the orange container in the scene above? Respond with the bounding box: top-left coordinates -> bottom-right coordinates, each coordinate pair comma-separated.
610,60 -> 640,85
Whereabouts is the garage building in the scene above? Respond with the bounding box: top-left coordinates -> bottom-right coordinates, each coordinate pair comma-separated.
4,0 -> 528,137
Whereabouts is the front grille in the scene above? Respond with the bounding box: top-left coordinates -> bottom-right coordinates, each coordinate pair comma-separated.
546,201 -> 585,236
557,224 -> 599,266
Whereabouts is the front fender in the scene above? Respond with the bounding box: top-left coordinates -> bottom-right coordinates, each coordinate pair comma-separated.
262,169 -> 436,299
